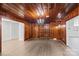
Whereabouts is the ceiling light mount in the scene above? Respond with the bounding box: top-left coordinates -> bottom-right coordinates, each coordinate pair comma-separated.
46,15 -> 49,18
57,13 -> 62,19
37,18 -> 45,25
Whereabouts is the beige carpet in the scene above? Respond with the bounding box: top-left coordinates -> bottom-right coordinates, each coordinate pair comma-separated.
2,39 -> 77,56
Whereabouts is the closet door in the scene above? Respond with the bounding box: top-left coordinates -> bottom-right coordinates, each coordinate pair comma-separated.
2,20 -> 12,41
19,23 -> 24,41
11,22 -> 19,40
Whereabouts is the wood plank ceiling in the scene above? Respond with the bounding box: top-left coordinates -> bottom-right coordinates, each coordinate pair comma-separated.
1,3 -> 77,24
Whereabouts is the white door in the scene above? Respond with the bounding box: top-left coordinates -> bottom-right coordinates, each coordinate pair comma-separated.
19,23 -> 24,41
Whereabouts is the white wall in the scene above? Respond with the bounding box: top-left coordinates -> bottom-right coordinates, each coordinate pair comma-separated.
66,16 -> 79,55
2,17 -> 24,41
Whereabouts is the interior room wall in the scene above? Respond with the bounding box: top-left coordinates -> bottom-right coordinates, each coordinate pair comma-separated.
24,22 -> 31,40
78,4 -> 79,15
49,23 -> 61,40
59,25 -> 66,44
28,23 -> 64,41
66,16 -> 79,55
0,15 -> 2,52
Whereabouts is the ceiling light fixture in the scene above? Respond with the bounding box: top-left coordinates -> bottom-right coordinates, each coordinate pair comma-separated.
55,24 -> 61,29
37,19 -> 44,25
46,15 -> 49,18
57,13 -> 62,19
55,24 -> 65,29
62,25 -> 66,27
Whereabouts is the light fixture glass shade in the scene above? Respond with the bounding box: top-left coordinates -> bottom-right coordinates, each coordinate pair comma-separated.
37,19 -> 44,25
46,15 -> 49,18
57,13 -> 61,19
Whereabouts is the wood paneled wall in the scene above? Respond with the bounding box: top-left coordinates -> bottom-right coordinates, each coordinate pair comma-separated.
49,22 -> 65,41
30,24 -> 37,38
58,22 -> 66,44
26,22 -> 66,42
0,4 -> 2,52
0,15 -> 1,52
24,22 -> 30,40
78,4 -> 79,15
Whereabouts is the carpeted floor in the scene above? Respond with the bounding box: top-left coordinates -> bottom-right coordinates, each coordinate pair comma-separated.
2,39 -> 78,56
